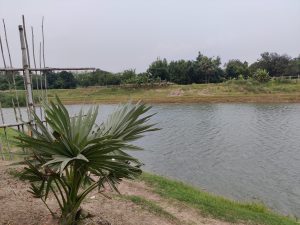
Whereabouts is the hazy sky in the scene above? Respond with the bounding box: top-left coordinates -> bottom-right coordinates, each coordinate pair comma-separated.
0,0 -> 300,72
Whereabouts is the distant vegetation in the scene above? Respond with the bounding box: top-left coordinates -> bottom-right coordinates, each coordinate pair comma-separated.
0,51 -> 299,90
0,92 -> 29,107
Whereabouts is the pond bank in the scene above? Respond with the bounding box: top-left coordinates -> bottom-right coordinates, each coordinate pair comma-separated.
0,161 -> 297,225
45,82 -> 300,105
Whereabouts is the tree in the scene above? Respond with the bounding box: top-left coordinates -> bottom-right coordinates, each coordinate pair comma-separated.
285,56 -> 300,76
225,60 -> 249,79
168,60 -> 193,84
192,52 -> 223,83
249,52 -> 291,77
147,58 -> 169,81
76,70 -> 121,87
46,71 -> 77,89
0,72 -> 23,90
120,69 -> 137,84
59,71 -> 77,89
16,96 -> 158,225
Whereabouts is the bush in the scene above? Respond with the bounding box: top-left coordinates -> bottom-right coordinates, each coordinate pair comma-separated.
252,69 -> 271,83
16,96 -> 158,225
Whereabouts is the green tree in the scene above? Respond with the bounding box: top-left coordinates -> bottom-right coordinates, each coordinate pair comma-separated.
249,52 -> 291,77
193,52 -> 223,83
46,71 -> 77,89
16,97 -> 158,225
225,60 -> 249,79
120,69 -> 137,84
169,60 -> 193,84
147,58 -> 169,81
285,56 -> 300,76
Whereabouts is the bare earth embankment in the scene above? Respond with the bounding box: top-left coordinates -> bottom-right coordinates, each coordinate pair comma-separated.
0,161 -> 298,225
0,161 -> 234,225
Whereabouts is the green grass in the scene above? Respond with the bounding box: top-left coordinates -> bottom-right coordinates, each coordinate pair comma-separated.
140,173 -> 299,225
0,127 -> 26,159
44,80 -> 300,104
0,127 -> 19,138
0,91 -> 40,107
120,195 -> 178,222
0,127 -> 19,148
2,79 -> 300,106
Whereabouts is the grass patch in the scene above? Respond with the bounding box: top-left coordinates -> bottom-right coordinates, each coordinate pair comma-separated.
44,81 -> 300,104
0,91 -> 40,107
140,173 -> 298,225
120,195 -> 178,222
0,127 -> 19,139
0,127 -> 19,149
6,167 -> 23,179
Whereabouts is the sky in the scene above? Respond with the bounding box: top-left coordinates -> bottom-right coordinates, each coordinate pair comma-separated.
0,0 -> 300,72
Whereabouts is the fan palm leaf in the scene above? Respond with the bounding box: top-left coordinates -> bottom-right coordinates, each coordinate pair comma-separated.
16,96 -> 158,225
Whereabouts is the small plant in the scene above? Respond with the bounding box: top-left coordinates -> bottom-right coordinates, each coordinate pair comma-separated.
237,74 -> 244,80
16,96 -> 158,225
252,69 -> 271,83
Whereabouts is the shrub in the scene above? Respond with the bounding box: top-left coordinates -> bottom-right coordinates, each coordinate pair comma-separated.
252,69 -> 271,83
16,96 -> 158,225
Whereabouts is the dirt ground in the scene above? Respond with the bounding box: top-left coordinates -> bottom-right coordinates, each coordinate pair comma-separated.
0,161 -> 237,225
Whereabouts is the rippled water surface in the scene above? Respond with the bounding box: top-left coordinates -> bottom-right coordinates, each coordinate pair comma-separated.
3,103 -> 300,216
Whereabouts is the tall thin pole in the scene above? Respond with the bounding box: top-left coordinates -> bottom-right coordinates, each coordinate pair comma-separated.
19,25 -> 34,121
39,42 -> 42,70
2,19 -> 12,68
0,34 -> 6,68
31,26 -> 43,119
41,17 -> 48,102
39,41 -> 44,96
0,103 -> 11,160
3,19 -> 22,121
31,26 -> 39,91
31,27 -> 37,72
22,15 -> 31,69
42,16 -> 45,68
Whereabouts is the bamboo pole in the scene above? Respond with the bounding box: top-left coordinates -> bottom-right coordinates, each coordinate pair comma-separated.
0,103 -> 12,160
0,128 -> 5,160
39,41 -> 43,88
2,19 -> 23,121
0,140 -> 4,160
42,16 -> 45,68
22,15 -> 31,69
41,17 -> 48,102
2,19 -> 12,68
0,34 -> 6,68
12,99 -> 19,125
19,25 -> 34,121
31,27 -> 37,72
21,70 -> 30,121
31,26 -> 39,90
39,42 -> 41,71
39,41 -> 45,107
31,26 -> 42,117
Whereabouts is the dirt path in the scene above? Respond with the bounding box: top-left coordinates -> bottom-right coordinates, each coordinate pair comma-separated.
0,161 -> 237,225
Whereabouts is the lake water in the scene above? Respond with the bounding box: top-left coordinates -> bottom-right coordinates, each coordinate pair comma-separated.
2,103 -> 300,217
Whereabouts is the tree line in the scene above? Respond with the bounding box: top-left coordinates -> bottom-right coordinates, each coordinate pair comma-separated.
76,51 -> 300,86
0,51 -> 299,90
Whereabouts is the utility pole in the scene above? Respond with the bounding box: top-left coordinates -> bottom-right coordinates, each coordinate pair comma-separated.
19,25 -> 34,121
